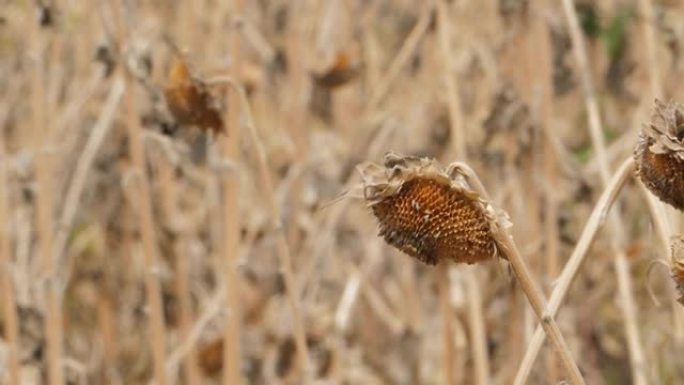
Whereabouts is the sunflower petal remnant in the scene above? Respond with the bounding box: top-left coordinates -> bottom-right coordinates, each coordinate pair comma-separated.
358,152 -> 506,265
635,99 -> 684,211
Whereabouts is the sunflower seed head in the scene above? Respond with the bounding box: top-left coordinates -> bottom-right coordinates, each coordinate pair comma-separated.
635,100 -> 684,211
358,152 -> 502,265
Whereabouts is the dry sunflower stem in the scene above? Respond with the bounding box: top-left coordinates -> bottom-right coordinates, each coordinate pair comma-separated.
635,99 -> 684,211
670,236 -> 684,306
358,152 -> 508,265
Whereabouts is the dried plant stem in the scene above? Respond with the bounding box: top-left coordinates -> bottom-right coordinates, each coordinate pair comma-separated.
369,2 -> 432,109
532,1 -> 562,377
436,0 -> 465,160
97,290 -> 118,382
122,80 -> 169,385
221,3 -> 244,384
465,270 -> 490,385
53,78 -> 123,269
514,157 -> 635,384
561,1 -> 649,384
0,111 -> 19,385
638,0 -> 662,100
436,2 -> 491,383
31,18 -> 65,385
165,290 -> 226,377
435,1 -> 467,383
112,1 -> 168,383
639,184 -> 672,261
156,151 -> 201,385
437,268 -> 457,385
173,240 -> 201,385
208,77 -> 313,382
454,164 -> 585,385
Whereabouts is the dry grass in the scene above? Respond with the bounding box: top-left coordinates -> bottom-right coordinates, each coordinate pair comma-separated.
2,1 -> 684,384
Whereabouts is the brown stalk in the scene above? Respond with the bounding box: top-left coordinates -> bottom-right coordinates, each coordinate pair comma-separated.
435,0 -> 465,382
221,3 -> 244,385
206,76 -> 313,383
369,2 -> 433,109
0,97 -> 19,385
435,1 -> 491,382
532,0 -> 562,378
453,163 -> 586,385
31,14 -> 65,385
560,1 -> 649,384
155,149 -> 201,385
111,2 -> 168,384
436,267 -> 457,385
638,0 -> 663,100
514,157 -> 635,384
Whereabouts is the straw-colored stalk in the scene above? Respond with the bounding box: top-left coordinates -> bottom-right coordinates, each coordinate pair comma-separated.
638,0 -> 662,100
207,76 -> 313,382
436,268 -> 457,385
0,107 -> 20,385
560,1 -> 649,384
122,79 -> 169,385
454,163 -> 586,385
514,157 -> 635,383
221,2 -> 245,384
435,1 -> 490,383
155,152 -> 201,385
369,2 -> 433,109
31,16 -> 65,385
112,1 -> 168,383
529,0 -> 562,378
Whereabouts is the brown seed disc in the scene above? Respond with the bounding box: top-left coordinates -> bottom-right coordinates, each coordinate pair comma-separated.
635,139 -> 684,211
370,177 -> 496,265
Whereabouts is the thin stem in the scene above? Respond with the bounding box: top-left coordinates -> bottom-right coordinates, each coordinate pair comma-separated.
514,157 -> 635,384
437,268 -> 457,385
561,1 -> 649,383
53,77 -> 123,269
112,1 -> 168,383
454,164 -> 586,385
207,76 -> 313,382
638,0 -> 662,100
220,3 -> 244,385
465,270 -> 491,385
0,105 -> 19,385
31,11 -> 64,385
369,2 -> 433,109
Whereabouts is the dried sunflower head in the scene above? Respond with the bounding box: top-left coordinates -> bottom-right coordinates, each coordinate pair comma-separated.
671,236 -> 684,306
358,152 -> 505,265
164,57 -> 224,134
635,99 -> 684,211
312,51 -> 360,89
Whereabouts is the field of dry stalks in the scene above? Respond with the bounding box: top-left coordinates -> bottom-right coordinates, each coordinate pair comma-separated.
2,0 -> 684,384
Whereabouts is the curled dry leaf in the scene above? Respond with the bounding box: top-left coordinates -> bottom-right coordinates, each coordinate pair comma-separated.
164,57 -> 224,134
358,152 -> 506,265
671,236 -> 684,306
635,99 -> 684,210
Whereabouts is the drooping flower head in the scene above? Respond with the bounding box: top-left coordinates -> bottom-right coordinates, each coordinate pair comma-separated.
358,152 -> 505,265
